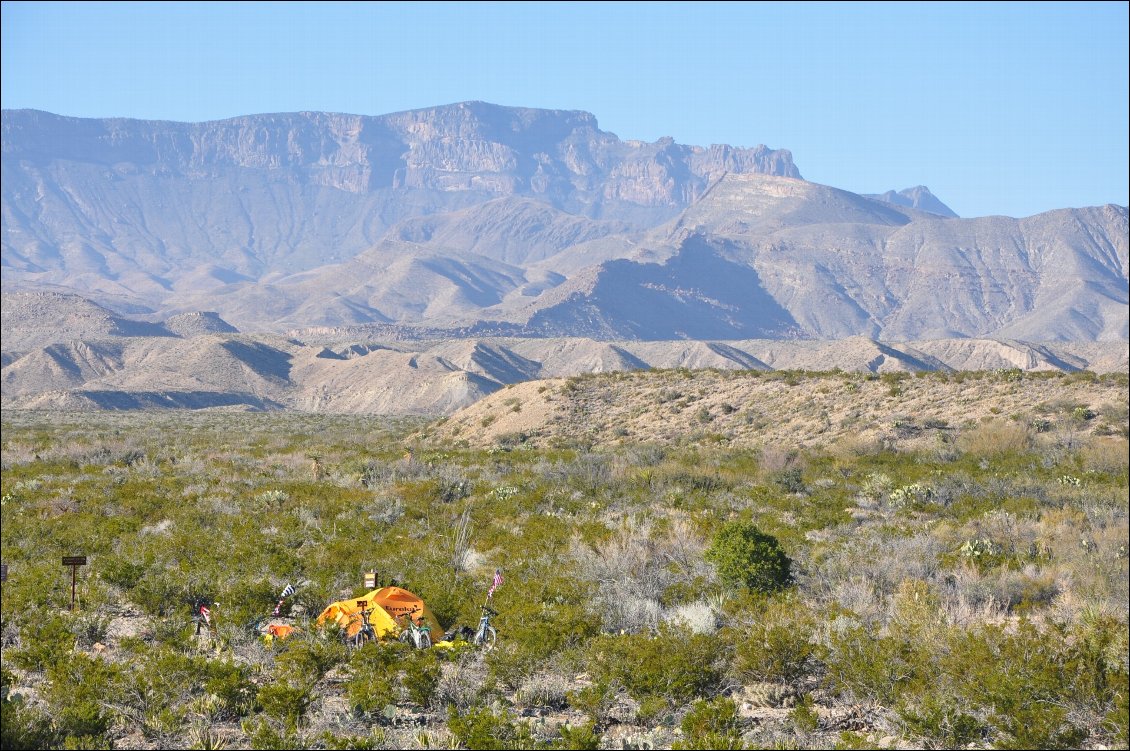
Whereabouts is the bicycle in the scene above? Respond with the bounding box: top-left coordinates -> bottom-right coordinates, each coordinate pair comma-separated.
191,600 -> 217,637
347,602 -> 378,649
472,605 -> 498,651
398,607 -> 432,650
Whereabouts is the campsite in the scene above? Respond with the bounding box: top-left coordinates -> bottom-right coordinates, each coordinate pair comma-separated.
1,371 -> 1127,749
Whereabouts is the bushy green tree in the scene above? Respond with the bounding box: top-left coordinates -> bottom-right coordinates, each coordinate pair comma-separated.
705,522 -> 791,593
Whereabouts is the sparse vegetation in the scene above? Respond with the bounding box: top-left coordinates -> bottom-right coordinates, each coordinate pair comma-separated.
2,378 -> 1127,748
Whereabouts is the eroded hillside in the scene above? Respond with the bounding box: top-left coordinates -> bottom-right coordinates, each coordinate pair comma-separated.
428,369 -> 1130,450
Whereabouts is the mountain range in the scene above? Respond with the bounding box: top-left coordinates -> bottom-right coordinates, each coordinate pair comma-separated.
2,102 -> 1126,412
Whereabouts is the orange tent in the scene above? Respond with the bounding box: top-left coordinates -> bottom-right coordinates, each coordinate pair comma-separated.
368,586 -> 443,635
315,586 -> 441,640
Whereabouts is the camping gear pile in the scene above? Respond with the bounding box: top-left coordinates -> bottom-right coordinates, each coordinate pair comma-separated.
316,586 -> 443,644
255,571 -> 503,649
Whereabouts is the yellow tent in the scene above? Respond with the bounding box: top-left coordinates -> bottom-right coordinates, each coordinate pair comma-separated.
316,586 -> 442,640
316,596 -> 400,640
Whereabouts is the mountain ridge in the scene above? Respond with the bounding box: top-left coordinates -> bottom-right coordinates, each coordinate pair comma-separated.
3,103 -> 1127,402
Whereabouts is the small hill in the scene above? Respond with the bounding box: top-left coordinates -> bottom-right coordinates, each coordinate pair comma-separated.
427,369 -> 1128,449
162,311 -> 239,337
0,290 -> 173,350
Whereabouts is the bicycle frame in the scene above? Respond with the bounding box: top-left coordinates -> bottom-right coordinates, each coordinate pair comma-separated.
473,605 -> 498,649
399,608 -> 431,649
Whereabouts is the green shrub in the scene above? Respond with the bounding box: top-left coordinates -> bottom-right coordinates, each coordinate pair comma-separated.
1105,688 -> 1129,747
204,665 -> 257,720
1,667 -> 57,749
43,653 -> 120,743
242,717 -> 309,750
950,620 -> 1088,749
257,682 -> 313,729
705,522 -> 791,593
552,720 -> 601,750
484,582 -> 600,688
674,696 -> 745,750
345,671 -> 396,716
731,595 -> 820,683
566,679 -> 617,723
773,466 -> 807,494
344,642 -> 402,714
13,612 -> 74,671
896,694 -> 984,749
584,626 -> 726,709
826,629 -> 922,704
790,694 -> 820,734
402,651 -> 441,708
99,555 -> 147,590
447,706 -> 537,750
68,612 -> 111,649
274,637 -> 348,684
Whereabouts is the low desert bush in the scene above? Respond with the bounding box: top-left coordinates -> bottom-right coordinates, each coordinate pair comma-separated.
674,696 -> 744,750
957,421 -> 1033,458
730,593 -> 822,684
582,626 -> 727,710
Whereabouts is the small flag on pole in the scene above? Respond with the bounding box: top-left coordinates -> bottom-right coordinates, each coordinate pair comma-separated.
488,569 -> 503,599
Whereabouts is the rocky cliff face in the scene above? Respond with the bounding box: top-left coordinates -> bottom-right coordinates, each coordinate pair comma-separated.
2,103 -> 799,203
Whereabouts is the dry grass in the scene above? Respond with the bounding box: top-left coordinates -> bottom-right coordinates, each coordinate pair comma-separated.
429,371 -> 1127,452
956,420 -> 1034,457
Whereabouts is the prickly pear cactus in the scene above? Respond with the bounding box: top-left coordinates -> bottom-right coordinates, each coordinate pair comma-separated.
742,681 -> 795,708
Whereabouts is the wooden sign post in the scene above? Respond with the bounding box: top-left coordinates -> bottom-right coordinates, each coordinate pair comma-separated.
364,570 -> 377,589
62,556 -> 87,611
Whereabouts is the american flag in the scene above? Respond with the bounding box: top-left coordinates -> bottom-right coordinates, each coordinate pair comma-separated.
488,569 -> 503,598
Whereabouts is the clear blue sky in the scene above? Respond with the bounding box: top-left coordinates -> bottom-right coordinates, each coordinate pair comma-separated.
2,1 -> 1127,218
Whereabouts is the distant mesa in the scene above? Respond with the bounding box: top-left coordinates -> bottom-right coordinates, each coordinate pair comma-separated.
163,311 -> 240,337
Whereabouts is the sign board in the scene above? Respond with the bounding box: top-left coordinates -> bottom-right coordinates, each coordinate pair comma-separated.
364,570 -> 376,588
63,556 -> 87,611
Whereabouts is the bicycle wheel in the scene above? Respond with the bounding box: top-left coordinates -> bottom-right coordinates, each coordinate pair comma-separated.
419,632 -> 431,650
399,629 -> 413,646
481,626 -> 497,651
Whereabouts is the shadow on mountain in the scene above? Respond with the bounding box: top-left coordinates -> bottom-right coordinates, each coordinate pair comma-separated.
528,234 -> 802,340
65,390 -> 280,410
219,340 -> 293,381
